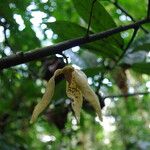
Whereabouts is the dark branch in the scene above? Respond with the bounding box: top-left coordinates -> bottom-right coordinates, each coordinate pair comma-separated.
124,27 -> 139,50
0,18 -> 150,70
103,91 -> 150,99
111,0 -> 149,33
115,27 -> 139,65
148,0 -> 150,19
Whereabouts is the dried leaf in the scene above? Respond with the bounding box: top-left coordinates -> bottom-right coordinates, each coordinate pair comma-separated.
112,67 -> 128,99
73,69 -> 102,121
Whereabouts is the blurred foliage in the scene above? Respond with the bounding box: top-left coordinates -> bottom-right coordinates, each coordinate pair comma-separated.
0,0 -> 150,149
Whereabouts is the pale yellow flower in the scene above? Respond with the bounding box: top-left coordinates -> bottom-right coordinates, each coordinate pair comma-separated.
30,65 -> 102,124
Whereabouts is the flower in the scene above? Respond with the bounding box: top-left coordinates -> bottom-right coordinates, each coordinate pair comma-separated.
30,65 -> 102,124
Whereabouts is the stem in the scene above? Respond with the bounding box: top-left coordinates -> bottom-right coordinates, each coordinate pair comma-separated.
103,92 -> 150,99
116,27 -> 139,65
125,27 -> 139,50
111,0 -> 149,33
86,0 -> 97,36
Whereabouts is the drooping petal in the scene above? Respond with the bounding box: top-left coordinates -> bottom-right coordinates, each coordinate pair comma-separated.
62,65 -> 74,83
73,69 -> 102,121
30,69 -> 63,123
66,74 -> 83,122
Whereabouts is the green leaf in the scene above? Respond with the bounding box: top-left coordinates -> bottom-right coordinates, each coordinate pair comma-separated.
117,0 -> 147,19
131,33 -> 150,52
133,43 -> 150,52
122,51 -> 146,65
131,62 -> 150,75
48,21 -> 122,59
83,66 -> 105,77
72,0 -> 124,48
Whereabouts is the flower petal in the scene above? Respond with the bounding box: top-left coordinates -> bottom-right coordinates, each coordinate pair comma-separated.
73,69 -> 102,121
30,69 -> 63,123
66,74 -> 83,122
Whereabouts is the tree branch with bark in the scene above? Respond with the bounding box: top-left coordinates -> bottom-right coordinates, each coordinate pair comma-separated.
0,18 -> 150,70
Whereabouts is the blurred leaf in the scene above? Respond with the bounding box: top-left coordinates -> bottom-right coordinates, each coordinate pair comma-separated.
53,80 -> 67,101
126,98 -> 138,113
133,43 -> 150,52
80,51 -> 98,68
123,33 -> 150,64
132,33 -> 150,52
122,51 -> 147,65
83,66 -> 105,77
117,0 -> 147,19
64,50 -> 87,68
72,0 -> 124,48
131,62 -> 150,75
48,21 -> 122,59
0,0 -> 150,149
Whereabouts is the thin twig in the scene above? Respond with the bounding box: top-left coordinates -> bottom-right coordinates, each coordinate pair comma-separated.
115,27 -> 139,66
103,92 -> 150,99
0,18 -> 149,70
98,29 -> 139,102
125,27 -> 139,50
111,0 -> 149,33
86,0 -> 97,36
148,0 -> 150,19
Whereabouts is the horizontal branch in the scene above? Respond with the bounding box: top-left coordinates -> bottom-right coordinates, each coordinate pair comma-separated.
103,92 -> 150,99
0,18 -> 150,70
